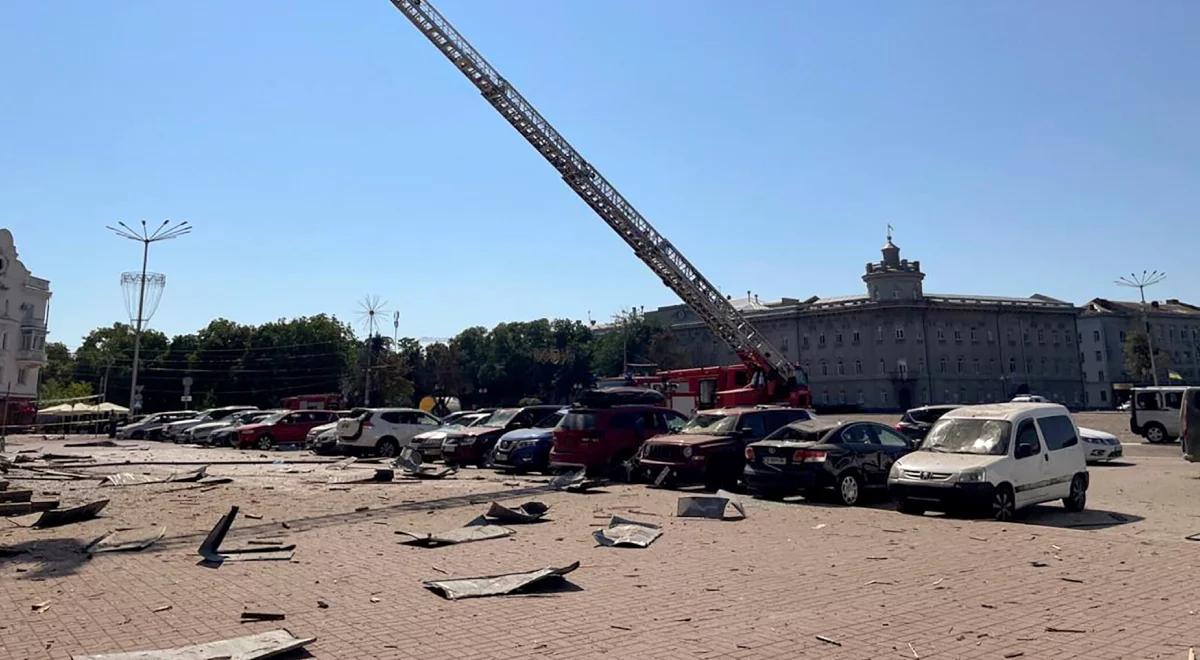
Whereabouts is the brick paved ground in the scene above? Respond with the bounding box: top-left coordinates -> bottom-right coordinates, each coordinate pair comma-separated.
1,412 -> 1198,659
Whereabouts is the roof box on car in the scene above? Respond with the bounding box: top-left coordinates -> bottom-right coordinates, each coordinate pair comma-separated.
574,387 -> 665,408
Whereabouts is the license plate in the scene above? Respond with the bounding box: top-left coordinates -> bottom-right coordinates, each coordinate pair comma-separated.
762,457 -> 787,466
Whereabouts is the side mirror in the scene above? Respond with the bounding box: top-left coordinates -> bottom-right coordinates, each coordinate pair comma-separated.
1015,443 -> 1034,459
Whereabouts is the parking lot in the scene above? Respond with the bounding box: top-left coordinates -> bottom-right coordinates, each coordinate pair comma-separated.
1,411 -> 1198,659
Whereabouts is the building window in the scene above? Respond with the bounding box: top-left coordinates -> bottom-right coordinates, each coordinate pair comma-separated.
17,368 -> 28,385
897,359 -> 908,379
1023,330 -> 1030,345
1099,369 -> 1105,381
857,390 -> 865,405
839,389 -> 847,404
1052,330 -> 1059,345
973,358 -> 981,374
851,330 -> 861,345
801,335 -> 810,349
835,333 -> 844,346
820,361 -> 828,377
959,387 -> 967,402
879,390 -> 889,405
1100,390 -> 1108,402
937,328 -> 946,342
878,358 -> 886,375
918,357 -> 925,373
987,329 -> 995,343
837,360 -> 845,376
781,338 -> 790,354
818,334 -> 826,348
854,360 -> 863,375
1037,329 -> 1045,344
1094,350 -> 1102,362
1119,331 -> 1126,343
822,391 -> 830,404
1007,329 -> 1015,345
876,326 -> 884,342
970,328 -> 978,343
1025,358 -> 1032,373
989,357 -> 996,373
0,332 -> 5,350
954,329 -> 963,343
956,357 -> 964,374
1040,357 -> 1047,374
1092,330 -> 1101,343
892,288 -> 899,300
939,357 -> 947,373
895,327 -> 905,341
1009,357 -> 1017,373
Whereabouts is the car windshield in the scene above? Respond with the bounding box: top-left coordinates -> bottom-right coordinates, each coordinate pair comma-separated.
681,413 -> 738,435
458,413 -> 488,427
923,418 -> 1012,455
259,412 -> 289,425
481,408 -> 519,428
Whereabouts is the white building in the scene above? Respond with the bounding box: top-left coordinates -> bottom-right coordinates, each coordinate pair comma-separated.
0,229 -> 51,419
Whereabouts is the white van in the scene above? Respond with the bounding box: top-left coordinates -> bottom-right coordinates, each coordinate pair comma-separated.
1130,386 -> 1188,443
888,403 -> 1088,521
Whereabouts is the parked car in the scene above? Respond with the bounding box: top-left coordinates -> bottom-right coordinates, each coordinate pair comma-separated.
635,406 -> 813,490
1130,386 -> 1188,443
206,410 -> 281,447
895,405 -> 960,444
888,403 -> 1088,521
116,411 -> 198,440
412,410 -> 493,460
236,410 -> 340,450
550,405 -> 689,476
336,408 -> 443,457
305,410 -> 360,455
162,406 -> 258,443
489,409 -> 568,473
1011,395 -> 1048,403
442,405 -> 562,467
1079,426 -> 1122,463
744,419 -> 915,505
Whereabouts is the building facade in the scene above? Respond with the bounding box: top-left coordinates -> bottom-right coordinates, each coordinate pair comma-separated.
0,229 -> 51,422
1077,298 -> 1200,407
646,239 -> 1085,411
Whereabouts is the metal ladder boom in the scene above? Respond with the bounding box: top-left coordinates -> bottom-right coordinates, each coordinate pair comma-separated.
388,0 -> 796,382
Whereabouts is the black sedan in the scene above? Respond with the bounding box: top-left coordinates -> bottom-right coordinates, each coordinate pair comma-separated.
743,419 -> 915,505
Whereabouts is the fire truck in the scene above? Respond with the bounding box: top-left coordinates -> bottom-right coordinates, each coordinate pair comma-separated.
388,0 -> 812,410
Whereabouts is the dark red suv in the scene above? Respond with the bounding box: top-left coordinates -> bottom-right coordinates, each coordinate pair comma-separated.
236,410 -> 339,450
550,405 -> 688,475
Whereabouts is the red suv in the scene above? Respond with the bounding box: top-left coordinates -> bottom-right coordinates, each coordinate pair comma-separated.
236,410 -> 339,450
550,405 -> 688,475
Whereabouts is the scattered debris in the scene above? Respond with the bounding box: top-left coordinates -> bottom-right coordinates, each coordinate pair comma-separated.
485,501 -> 550,524
593,516 -> 662,548
1030,561 -> 1049,568
198,506 -> 294,564
1059,577 -> 1085,584
327,468 -> 394,485
244,513 -> 264,520
19,499 -> 110,528
72,629 -> 316,660
549,468 -> 604,493
31,600 -> 51,613
0,500 -> 58,517
1003,653 -> 1025,659
1185,532 -> 1200,542
325,457 -> 357,470
64,440 -> 119,448
676,491 -> 746,520
397,517 -> 514,547
394,449 -> 457,479
370,596 -> 381,603
908,641 -> 920,658
0,489 -> 32,503
423,561 -> 580,600
102,466 -> 209,487
1045,626 -> 1086,634
317,600 -> 329,609
84,527 -> 166,555
240,611 -> 286,622
152,605 -> 172,613
811,523 -> 826,530
815,635 -> 841,647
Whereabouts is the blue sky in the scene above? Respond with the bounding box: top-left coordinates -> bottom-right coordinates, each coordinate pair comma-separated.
3,1 -> 1197,349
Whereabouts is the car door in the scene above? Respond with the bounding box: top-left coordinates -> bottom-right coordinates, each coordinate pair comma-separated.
870,424 -> 914,485
1035,414 -> 1081,499
1164,391 -> 1184,436
275,413 -> 304,443
1010,418 -> 1050,507
835,423 -> 878,480
394,412 -> 431,446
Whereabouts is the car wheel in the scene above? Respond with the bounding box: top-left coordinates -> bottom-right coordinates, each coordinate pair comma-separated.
257,435 -> 275,451
1063,475 -> 1087,512
896,498 -> 925,515
992,484 -> 1016,522
836,472 -> 861,506
1144,423 -> 1167,444
377,437 -> 400,458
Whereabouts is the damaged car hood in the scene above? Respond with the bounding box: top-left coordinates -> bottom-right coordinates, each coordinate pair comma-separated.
646,432 -> 734,448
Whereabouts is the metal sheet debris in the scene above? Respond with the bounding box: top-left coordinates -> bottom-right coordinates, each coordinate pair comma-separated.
0,489 -> 32,503
395,448 -> 458,479
676,491 -> 746,520
549,468 -> 604,492
397,517 -> 514,547
593,515 -> 662,548
240,611 -> 286,622
64,440 -> 119,448
102,466 -> 209,487
26,499 -> 110,528
84,527 -> 166,555
485,501 -> 550,524
326,457 -> 357,470
199,506 -> 295,564
327,468 -> 394,485
71,628 -> 316,660
423,561 -> 581,600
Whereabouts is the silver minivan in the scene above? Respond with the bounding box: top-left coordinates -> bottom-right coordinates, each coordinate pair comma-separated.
1130,386 -> 1189,443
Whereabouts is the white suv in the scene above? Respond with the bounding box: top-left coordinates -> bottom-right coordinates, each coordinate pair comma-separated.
335,408 -> 442,457
888,403 -> 1088,521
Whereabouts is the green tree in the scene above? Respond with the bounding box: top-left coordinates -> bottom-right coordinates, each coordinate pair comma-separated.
591,311 -> 682,378
1124,330 -> 1171,384
40,378 -> 94,403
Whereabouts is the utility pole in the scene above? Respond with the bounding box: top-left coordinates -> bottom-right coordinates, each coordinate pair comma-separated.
107,220 -> 191,413
1116,270 -> 1166,386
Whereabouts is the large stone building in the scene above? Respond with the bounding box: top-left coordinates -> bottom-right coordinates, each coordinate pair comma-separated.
1077,298 -> 1200,407
0,229 -> 51,420
646,238 -> 1085,411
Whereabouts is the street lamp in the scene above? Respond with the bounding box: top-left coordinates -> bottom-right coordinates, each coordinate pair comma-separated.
1116,270 -> 1166,386
106,220 -> 192,412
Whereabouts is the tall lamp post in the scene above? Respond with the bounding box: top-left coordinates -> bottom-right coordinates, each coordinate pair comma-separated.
1116,270 -> 1166,386
106,220 -> 191,412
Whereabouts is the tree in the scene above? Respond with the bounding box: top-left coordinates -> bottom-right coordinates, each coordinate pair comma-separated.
591,311 -> 682,378
1124,330 -> 1171,384
40,379 -> 93,403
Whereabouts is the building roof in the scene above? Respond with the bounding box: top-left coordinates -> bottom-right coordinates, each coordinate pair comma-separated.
1081,298 -> 1200,318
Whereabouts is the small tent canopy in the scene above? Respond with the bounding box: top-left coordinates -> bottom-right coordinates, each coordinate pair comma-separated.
38,403 -> 88,415
94,402 -> 129,414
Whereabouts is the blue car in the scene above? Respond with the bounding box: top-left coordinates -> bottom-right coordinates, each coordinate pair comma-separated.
489,410 -> 565,473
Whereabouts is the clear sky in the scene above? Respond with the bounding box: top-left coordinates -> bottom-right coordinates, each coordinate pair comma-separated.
3,1 -> 1197,349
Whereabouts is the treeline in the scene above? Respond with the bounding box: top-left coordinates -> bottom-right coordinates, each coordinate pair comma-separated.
41,312 -> 684,412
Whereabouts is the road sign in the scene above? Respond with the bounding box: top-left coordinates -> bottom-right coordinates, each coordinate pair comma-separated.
180,395 -> 193,403
182,376 -> 194,387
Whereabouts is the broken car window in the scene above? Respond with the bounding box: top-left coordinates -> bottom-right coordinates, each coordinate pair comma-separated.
923,418 -> 1012,456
